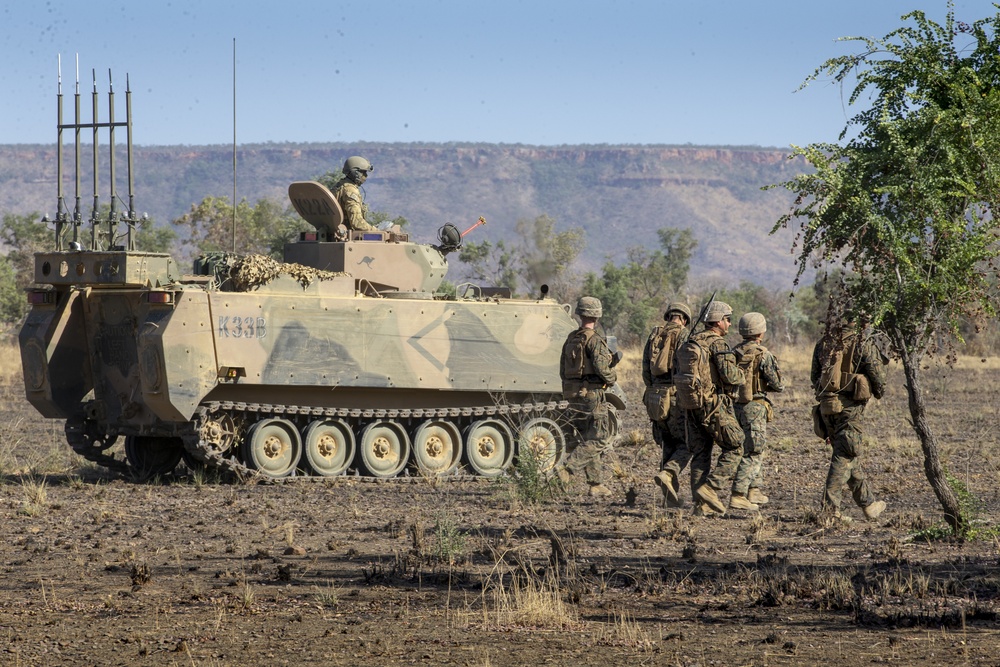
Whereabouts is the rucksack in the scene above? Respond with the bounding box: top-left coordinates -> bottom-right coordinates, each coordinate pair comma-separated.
673,335 -> 714,410
561,328 -> 597,381
734,343 -> 765,404
648,325 -> 684,378
816,335 -> 857,396
816,333 -> 871,412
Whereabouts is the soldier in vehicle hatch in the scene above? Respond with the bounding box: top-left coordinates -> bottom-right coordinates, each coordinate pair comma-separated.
332,156 -> 377,232
559,296 -> 617,497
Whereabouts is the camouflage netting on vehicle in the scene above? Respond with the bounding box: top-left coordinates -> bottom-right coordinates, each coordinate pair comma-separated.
229,254 -> 350,291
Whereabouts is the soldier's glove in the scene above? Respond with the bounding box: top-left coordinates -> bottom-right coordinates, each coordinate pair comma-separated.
610,350 -> 623,368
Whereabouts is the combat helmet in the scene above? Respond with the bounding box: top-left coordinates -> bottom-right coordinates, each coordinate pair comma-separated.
576,296 -> 603,318
738,312 -> 767,336
702,300 -> 733,324
664,302 -> 692,323
343,156 -> 373,184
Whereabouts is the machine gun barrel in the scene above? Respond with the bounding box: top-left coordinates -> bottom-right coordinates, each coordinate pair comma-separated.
461,216 -> 487,237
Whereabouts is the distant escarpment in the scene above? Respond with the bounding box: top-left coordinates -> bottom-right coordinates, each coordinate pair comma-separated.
0,142 -> 806,288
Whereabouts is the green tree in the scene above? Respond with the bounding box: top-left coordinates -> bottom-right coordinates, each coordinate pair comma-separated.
771,7 -> 1000,534
457,238 -> 518,292
134,216 -> 177,254
581,228 -> 696,343
2,212 -> 51,280
171,196 -> 309,263
582,260 -> 639,338
0,255 -> 22,325
513,214 -> 585,299
457,215 -> 584,298
0,213 -> 51,323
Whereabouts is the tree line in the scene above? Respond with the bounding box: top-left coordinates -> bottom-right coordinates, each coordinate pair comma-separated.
2,183 -> 999,355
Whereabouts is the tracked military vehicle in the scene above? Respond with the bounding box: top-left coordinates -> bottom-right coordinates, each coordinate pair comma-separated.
18,67 -> 624,480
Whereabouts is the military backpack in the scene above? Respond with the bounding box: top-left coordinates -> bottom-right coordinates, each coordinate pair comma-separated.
647,325 -> 684,379
673,336 -> 714,410
561,328 -> 597,381
734,343 -> 766,404
816,334 -> 871,414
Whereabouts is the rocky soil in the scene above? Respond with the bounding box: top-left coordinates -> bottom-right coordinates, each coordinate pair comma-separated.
0,348 -> 997,666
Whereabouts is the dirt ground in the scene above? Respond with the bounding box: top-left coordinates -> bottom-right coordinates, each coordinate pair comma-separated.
0,343 -> 998,667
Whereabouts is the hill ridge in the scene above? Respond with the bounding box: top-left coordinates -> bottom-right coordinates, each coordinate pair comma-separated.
0,142 -> 806,288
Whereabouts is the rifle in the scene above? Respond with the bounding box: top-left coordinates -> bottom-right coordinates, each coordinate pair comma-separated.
688,290 -> 717,340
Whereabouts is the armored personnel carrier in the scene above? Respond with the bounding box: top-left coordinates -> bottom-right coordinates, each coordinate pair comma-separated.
18,70 -> 624,480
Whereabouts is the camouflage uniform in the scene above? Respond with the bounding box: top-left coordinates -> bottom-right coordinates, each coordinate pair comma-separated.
331,179 -> 376,231
731,340 -> 784,497
811,329 -> 887,513
641,321 -> 689,482
560,327 -> 617,485
686,329 -> 745,496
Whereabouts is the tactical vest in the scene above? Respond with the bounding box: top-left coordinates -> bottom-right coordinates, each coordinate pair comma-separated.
817,335 -> 858,394
648,324 -> 684,381
734,342 -> 766,404
562,328 -> 598,381
673,333 -> 714,410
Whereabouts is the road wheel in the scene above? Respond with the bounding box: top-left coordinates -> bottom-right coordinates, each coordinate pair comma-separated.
412,420 -> 462,476
359,421 -> 410,478
517,417 -> 565,472
303,419 -> 355,476
463,419 -> 514,478
242,418 -> 302,478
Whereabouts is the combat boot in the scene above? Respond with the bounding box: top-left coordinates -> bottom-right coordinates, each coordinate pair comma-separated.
728,494 -> 759,511
747,488 -> 769,505
588,483 -> 612,498
694,483 -> 727,514
863,500 -> 886,521
654,470 -> 681,508
693,502 -> 724,518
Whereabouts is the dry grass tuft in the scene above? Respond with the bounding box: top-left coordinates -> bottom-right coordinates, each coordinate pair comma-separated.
478,553 -> 579,632
234,579 -> 256,613
0,338 -> 22,384
618,429 -> 646,448
19,476 -> 48,515
313,580 -> 340,609
595,608 -> 655,651
485,574 -> 577,630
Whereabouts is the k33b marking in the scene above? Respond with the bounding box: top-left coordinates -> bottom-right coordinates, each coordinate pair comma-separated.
218,316 -> 267,339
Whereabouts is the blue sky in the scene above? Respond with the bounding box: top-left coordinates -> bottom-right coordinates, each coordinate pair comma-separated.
1,1 -> 993,148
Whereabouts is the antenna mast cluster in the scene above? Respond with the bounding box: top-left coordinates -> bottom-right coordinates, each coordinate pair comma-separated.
52,54 -> 141,251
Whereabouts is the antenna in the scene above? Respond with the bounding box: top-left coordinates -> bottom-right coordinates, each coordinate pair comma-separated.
125,73 -> 137,250
107,69 -> 117,248
53,56 -> 134,252
73,54 -> 81,244
232,37 -> 237,253
90,68 -> 99,249
55,55 -> 65,249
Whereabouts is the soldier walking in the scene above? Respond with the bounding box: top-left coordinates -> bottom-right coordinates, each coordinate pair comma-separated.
642,302 -> 693,507
811,310 -> 888,522
730,313 -> 784,510
559,296 -> 617,497
675,301 -> 747,516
